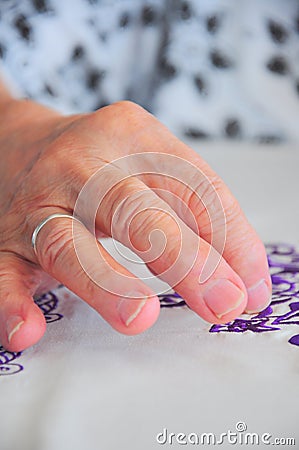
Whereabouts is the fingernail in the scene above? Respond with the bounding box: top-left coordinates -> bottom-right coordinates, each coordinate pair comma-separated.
118,292 -> 147,326
203,279 -> 245,319
245,279 -> 272,314
7,316 -> 25,343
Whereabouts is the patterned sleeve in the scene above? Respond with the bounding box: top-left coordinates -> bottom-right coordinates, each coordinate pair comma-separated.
0,0 -> 298,143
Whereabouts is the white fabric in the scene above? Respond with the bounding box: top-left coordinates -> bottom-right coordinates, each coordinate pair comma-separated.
0,142 -> 298,450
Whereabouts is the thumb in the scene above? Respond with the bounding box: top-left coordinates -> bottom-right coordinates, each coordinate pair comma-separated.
0,253 -> 46,352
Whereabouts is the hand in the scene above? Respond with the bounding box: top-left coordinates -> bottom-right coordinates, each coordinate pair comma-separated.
0,97 -> 271,351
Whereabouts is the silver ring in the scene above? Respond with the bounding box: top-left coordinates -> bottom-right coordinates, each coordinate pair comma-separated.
31,213 -> 83,255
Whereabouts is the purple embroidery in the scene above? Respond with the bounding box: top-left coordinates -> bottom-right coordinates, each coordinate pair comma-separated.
289,334 -> 299,346
159,291 -> 187,308
159,243 -> 299,347
0,291 -> 63,376
0,348 -> 23,376
34,291 -> 63,324
2,242 -> 298,377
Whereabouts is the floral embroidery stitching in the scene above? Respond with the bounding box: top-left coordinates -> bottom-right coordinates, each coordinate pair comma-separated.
159,243 -> 299,347
2,243 -> 298,377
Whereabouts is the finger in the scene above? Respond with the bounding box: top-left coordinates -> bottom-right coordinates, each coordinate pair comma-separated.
83,172 -> 248,323
0,253 -> 46,352
30,212 -> 160,336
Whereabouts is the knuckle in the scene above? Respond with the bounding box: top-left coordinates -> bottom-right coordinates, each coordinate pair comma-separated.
224,197 -> 242,226
131,209 -> 168,244
211,177 -> 242,222
104,178 -> 175,251
30,131 -> 99,204
110,187 -> 152,241
120,201 -> 177,254
0,253 -> 37,297
183,173 -> 222,217
0,256 -> 16,290
107,100 -> 146,118
39,224 -> 73,273
94,100 -> 150,137
185,173 -> 240,224
75,255 -> 112,301
182,173 -> 242,249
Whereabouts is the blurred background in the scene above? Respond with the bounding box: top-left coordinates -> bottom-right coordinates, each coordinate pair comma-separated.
0,0 -> 299,143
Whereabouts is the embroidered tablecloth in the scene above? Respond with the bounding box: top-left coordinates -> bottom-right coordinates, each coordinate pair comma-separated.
1,142 -> 298,450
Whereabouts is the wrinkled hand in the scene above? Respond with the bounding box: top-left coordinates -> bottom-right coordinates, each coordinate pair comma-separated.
0,98 -> 271,351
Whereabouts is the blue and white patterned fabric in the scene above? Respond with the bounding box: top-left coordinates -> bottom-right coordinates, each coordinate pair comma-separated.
0,0 -> 299,142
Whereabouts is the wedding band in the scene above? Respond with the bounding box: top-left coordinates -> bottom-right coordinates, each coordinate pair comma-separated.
31,213 -> 83,255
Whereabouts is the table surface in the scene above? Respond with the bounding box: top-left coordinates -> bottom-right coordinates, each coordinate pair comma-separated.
1,141 -> 298,450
